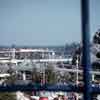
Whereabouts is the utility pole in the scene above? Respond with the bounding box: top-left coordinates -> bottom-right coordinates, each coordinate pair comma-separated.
76,55 -> 79,100
76,55 -> 79,85
81,0 -> 92,100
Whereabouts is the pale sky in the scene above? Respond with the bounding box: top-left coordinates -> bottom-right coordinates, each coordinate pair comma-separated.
0,0 -> 99,46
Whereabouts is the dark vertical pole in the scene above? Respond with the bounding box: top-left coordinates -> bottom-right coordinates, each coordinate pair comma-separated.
81,0 -> 92,100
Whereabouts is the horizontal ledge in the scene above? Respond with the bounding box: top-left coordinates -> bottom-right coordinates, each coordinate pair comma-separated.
0,84 -> 81,92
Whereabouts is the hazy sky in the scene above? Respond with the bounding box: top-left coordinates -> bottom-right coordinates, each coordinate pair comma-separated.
0,0 -> 99,46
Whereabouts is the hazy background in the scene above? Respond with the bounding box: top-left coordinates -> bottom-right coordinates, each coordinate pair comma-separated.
0,0 -> 99,46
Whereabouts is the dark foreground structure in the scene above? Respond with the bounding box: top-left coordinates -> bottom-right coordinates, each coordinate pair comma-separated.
81,0 -> 91,100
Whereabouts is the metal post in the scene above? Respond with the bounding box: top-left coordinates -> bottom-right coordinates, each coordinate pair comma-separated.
12,48 -> 15,59
81,0 -> 92,100
92,74 -> 95,82
76,55 -> 79,84
76,55 -> 79,100
22,71 -> 26,81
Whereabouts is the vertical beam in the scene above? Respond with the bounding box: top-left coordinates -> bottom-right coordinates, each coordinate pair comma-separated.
81,0 -> 92,100
92,74 -> 95,82
22,72 -> 26,80
76,55 -> 79,84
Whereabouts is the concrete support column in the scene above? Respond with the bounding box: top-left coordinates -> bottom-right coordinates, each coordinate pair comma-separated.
92,74 -> 95,82
12,48 -> 15,59
22,72 -> 26,81
76,55 -> 79,84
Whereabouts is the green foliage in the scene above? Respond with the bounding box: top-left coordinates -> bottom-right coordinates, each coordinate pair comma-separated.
92,30 -> 100,71
0,92 -> 16,100
72,55 -> 77,65
72,47 -> 81,65
69,72 -> 76,82
63,72 -> 71,82
45,66 -> 57,84
93,31 -> 100,44
5,74 -> 17,85
32,67 -> 41,83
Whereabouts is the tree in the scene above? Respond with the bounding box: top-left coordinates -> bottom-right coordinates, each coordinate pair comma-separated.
69,72 -> 76,83
45,65 -> 57,84
0,92 -> 16,100
92,30 -> 100,72
64,42 -> 80,55
31,67 -> 41,84
63,72 -> 71,82
93,30 -> 100,44
5,74 -> 17,85
91,29 -> 100,83
72,46 -> 82,66
5,64 -> 17,85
